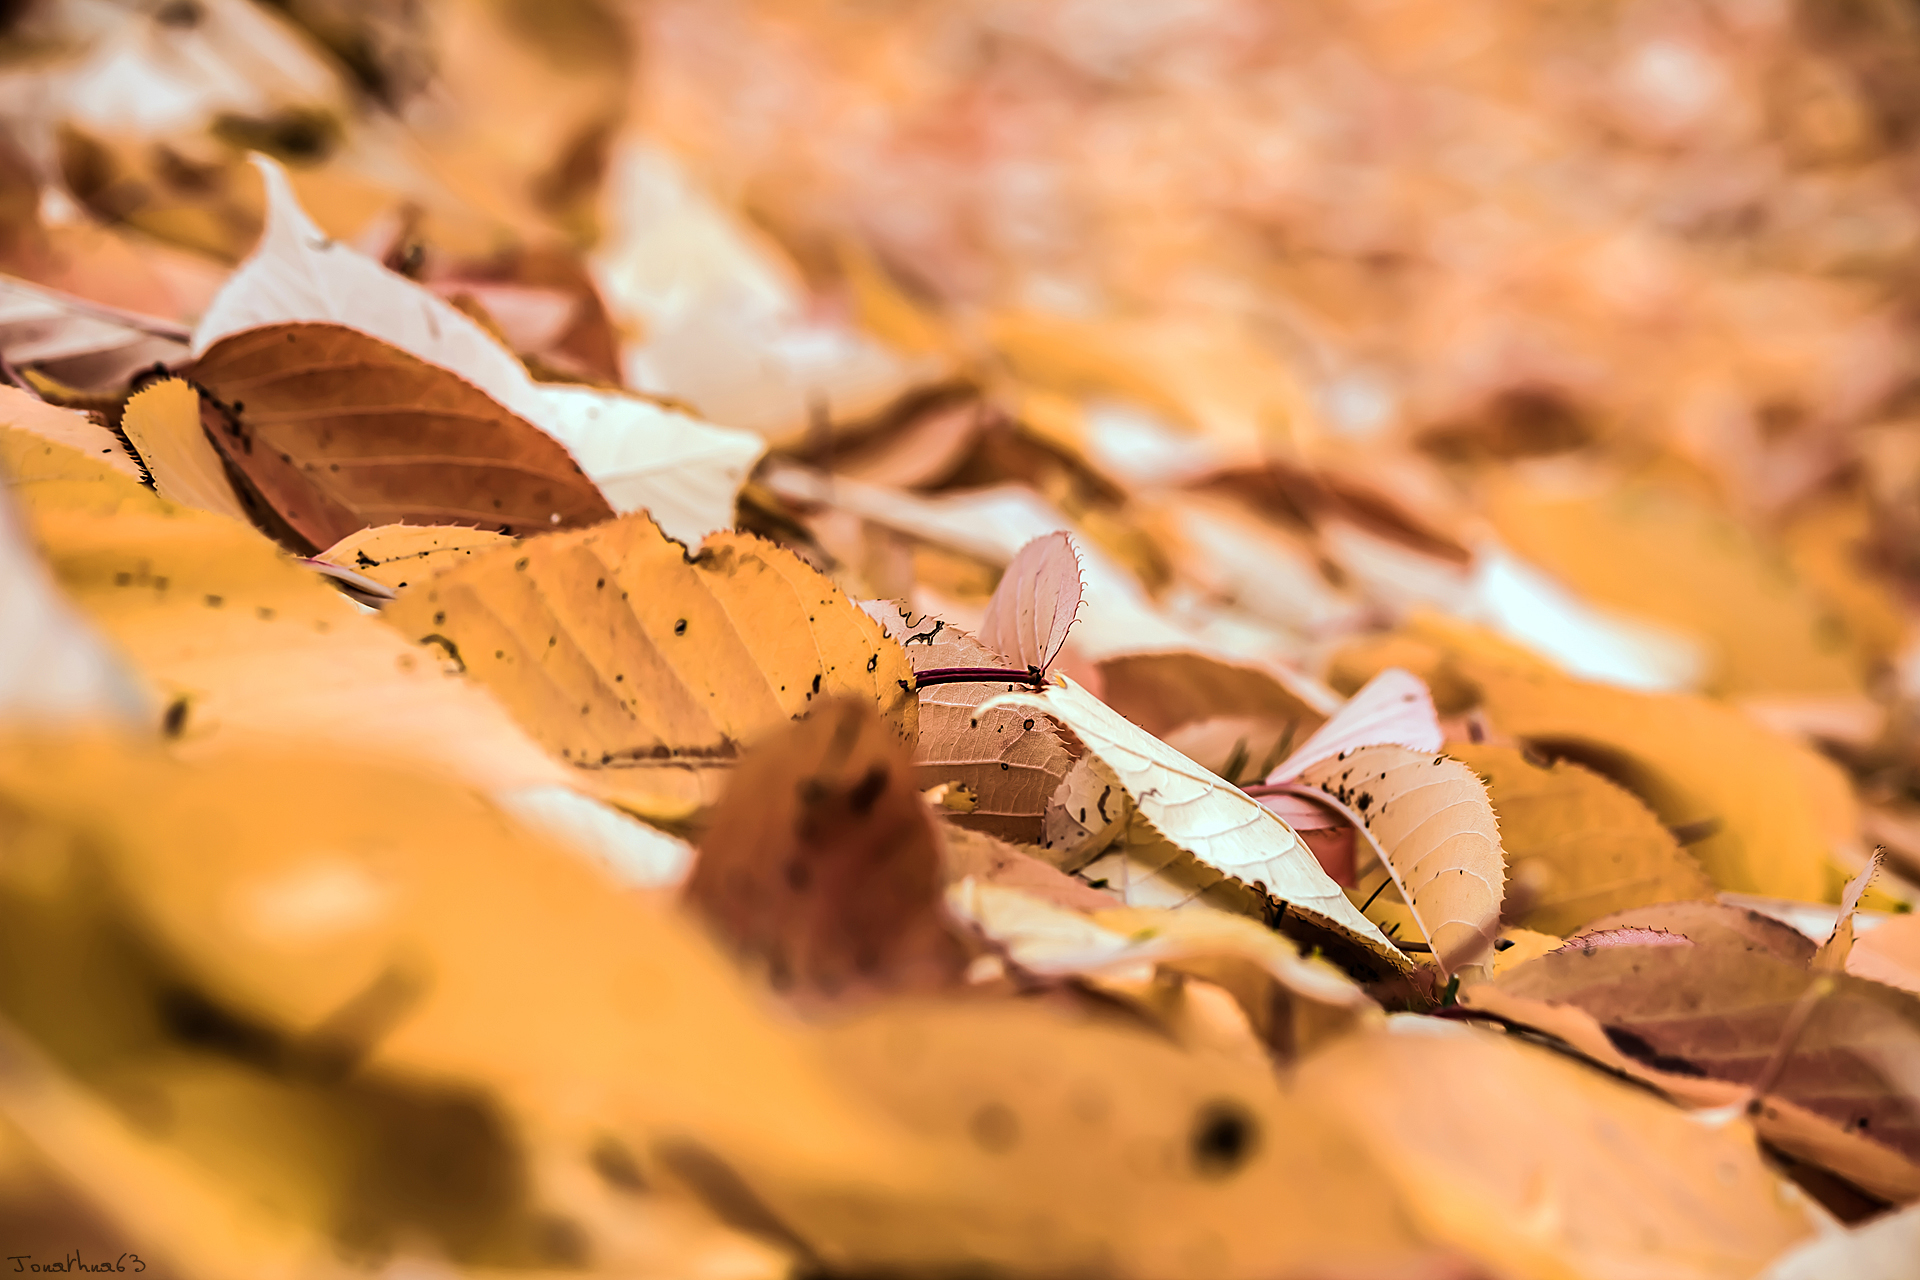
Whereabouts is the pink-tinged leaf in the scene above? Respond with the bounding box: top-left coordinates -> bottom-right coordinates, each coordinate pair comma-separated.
1255,791 -> 1346,831
1554,927 -> 1696,954
1264,667 -> 1441,784
978,532 -> 1085,672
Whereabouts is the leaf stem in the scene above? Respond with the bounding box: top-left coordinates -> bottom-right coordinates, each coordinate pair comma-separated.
913,666 -> 1045,689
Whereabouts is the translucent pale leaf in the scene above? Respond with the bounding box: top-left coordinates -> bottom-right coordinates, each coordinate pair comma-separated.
980,676 -> 1401,966
1265,667 -> 1441,783
1297,744 -> 1505,975
978,531 -> 1084,672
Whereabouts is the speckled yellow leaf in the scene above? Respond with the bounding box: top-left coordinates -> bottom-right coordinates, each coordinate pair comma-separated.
381,515 -> 917,816
118,378 -> 251,523
0,385 -> 140,479
0,426 -> 571,796
315,524 -> 514,592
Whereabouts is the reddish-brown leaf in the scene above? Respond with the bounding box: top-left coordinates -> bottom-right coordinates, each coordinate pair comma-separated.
190,322 -> 613,552
1490,941 -> 1920,1172
683,698 -> 972,1005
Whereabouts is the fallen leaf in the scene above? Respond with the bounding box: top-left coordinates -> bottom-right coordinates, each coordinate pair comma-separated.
1568,901 -> 1819,965
1266,668 -> 1443,783
978,675 -> 1408,975
192,321 -> 616,551
1094,649 -> 1328,780
977,531 -> 1084,674
1446,742 -> 1714,936
939,824 -> 1116,913
194,157 -> 764,545
684,699 -> 970,1004
1759,1201 -> 1920,1280
1847,914 -> 1920,998
1,425 -> 575,796
1488,940 -> 1920,1179
1816,851 -> 1886,972
1485,475 -> 1866,695
871,604 -> 1075,844
380,513 -> 917,817
0,384 -> 139,479
0,274 -> 190,394
314,523 -> 514,592
1296,1019 -> 1817,1279
117,377 -> 252,522
1294,745 -> 1505,976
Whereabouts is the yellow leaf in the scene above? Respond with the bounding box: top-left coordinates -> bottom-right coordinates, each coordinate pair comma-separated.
1448,742 -> 1713,935
0,385 -> 141,480
1468,662 -> 1852,900
315,523 -> 514,592
118,377 -> 252,522
1,426 -> 574,795
1485,474 -> 1863,694
381,513 -> 917,816
1295,1020 -> 1816,1280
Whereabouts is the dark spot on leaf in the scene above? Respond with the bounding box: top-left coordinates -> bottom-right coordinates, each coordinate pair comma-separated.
675,618 -> 688,636
1191,1101 -> 1259,1179
162,697 -> 189,738
849,765 -> 889,814
204,594 -> 223,608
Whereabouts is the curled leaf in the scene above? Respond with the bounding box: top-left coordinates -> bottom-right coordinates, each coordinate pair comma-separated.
1295,745 -> 1505,976
979,676 -> 1406,975
1266,668 -> 1442,783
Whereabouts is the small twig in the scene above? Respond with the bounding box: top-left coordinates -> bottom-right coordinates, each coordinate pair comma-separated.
1357,872 -> 1393,914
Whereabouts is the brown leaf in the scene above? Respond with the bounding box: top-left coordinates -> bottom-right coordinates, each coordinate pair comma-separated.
190,321 -> 614,552
874,604 -> 1075,843
1571,900 -> 1819,965
978,531 -> 1083,672
684,698 -> 971,1004
0,275 -> 189,394
939,823 -> 1117,913
1446,742 -> 1714,936
1490,940 -> 1920,1178
380,515 -> 917,819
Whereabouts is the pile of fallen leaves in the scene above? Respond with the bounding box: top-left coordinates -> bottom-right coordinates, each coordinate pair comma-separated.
6,1 -> 1920,1276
